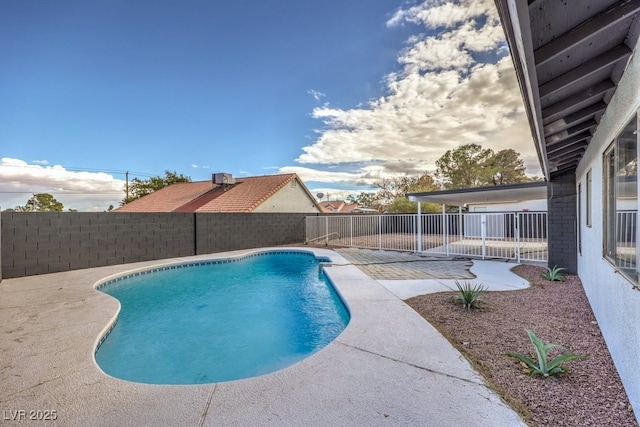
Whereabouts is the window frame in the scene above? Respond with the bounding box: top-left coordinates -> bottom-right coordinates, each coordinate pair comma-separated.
577,182 -> 582,255
601,111 -> 639,284
586,169 -> 592,228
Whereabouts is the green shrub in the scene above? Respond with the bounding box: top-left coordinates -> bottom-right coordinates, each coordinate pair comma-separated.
450,280 -> 487,311
541,265 -> 566,281
507,329 -> 585,377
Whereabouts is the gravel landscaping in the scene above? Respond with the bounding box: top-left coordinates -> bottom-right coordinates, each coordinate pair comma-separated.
405,264 -> 638,427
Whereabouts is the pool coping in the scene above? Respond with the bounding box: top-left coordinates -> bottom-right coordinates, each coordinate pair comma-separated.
0,247 -> 526,426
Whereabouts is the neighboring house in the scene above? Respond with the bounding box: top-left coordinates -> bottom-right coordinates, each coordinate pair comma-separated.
319,200 -> 378,214
319,200 -> 358,213
115,173 -> 321,213
472,1 -> 640,418
467,199 -> 546,213
408,181 -> 549,239
409,182 -> 548,212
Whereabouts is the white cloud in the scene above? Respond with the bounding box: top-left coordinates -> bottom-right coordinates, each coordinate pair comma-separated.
309,187 -> 368,201
0,158 -> 125,211
387,0 -> 495,29
279,166 -> 362,183
32,159 -> 49,165
291,0 -> 539,188
191,164 -> 209,169
307,89 -> 326,101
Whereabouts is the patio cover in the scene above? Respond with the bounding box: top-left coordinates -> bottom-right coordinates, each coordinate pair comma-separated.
406,182 -> 549,206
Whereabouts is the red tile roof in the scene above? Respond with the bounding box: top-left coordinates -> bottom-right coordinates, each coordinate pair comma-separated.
115,173 -> 312,213
319,200 -> 360,213
115,181 -> 214,212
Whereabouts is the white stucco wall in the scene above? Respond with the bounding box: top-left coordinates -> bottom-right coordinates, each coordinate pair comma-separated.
252,178 -> 321,213
468,199 -> 547,212
575,37 -> 640,417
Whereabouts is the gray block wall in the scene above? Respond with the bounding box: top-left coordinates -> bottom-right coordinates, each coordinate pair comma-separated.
1,212 -> 308,279
547,171 -> 578,274
195,213 -> 308,254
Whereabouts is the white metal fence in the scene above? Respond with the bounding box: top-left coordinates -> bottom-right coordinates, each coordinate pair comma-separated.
305,212 -> 548,262
615,210 -> 637,269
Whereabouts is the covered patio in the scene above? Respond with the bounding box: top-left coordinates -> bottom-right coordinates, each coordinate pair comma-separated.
407,182 -> 549,262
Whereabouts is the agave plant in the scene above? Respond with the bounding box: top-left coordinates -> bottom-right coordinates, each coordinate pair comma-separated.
507,329 -> 585,377
541,265 -> 566,281
451,280 -> 487,311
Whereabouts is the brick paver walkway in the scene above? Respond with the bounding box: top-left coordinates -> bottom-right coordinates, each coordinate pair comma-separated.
334,248 -> 474,280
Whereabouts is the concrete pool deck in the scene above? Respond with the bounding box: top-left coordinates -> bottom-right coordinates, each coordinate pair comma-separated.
0,248 -> 526,426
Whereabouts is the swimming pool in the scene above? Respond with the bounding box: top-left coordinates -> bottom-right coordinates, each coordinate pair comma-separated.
94,250 -> 350,384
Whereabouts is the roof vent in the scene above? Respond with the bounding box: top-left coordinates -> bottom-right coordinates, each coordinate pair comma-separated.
213,173 -> 235,185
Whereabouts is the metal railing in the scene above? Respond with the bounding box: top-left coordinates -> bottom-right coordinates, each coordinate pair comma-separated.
615,210 -> 637,269
305,212 -> 548,262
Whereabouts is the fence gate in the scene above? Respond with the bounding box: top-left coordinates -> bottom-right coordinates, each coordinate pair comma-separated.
305,212 -> 547,262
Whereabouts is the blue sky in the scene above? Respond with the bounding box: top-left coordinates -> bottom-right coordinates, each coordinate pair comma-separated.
1,0 -> 539,211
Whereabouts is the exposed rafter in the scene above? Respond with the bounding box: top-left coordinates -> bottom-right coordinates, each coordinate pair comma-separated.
542,80 -> 615,123
534,0 -> 640,68
550,161 -> 581,177
545,119 -> 597,143
547,141 -> 589,159
539,45 -> 632,100
495,0 -> 640,178
546,131 -> 591,152
550,152 -> 584,166
543,102 -> 607,134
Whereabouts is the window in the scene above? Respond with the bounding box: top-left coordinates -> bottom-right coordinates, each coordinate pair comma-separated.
577,182 -> 582,255
603,112 -> 638,282
586,169 -> 592,227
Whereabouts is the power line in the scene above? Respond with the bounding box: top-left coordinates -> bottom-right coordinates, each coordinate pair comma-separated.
0,191 -> 123,195
0,163 -> 158,179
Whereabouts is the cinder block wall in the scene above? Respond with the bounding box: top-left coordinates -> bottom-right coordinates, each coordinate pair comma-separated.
1,212 -> 308,279
195,213 -> 308,253
547,171 -> 578,274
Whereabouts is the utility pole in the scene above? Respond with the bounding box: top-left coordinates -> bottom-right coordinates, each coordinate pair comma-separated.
125,171 -> 129,203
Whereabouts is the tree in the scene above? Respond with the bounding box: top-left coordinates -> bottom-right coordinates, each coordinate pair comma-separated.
436,144 -> 533,189
488,149 -> 528,185
347,172 -> 441,213
346,192 -> 378,210
386,198 -> 440,213
384,172 -> 441,213
435,144 -> 495,189
15,193 -> 64,212
122,170 -> 191,204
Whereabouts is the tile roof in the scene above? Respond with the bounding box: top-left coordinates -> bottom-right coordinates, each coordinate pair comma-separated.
115,181 -> 214,212
115,173 -> 306,213
319,200 -> 360,213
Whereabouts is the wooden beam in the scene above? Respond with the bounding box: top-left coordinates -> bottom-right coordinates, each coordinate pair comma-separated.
550,161 -> 581,176
545,119 -> 597,143
534,0 -> 640,67
542,80 -> 614,123
543,101 -> 606,128
546,131 -> 590,150
552,153 -> 583,165
539,45 -> 632,99
548,140 -> 589,159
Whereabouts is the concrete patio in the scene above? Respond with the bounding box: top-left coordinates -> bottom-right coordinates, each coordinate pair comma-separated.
0,247 -> 526,426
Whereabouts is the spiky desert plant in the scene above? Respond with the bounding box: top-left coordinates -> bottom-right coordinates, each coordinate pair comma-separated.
541,265 -> 566,281
507,329 -> 585,377
451,280 -> 487,311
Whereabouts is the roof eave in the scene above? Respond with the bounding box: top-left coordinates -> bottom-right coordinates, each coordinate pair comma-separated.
494,0 -> 550,180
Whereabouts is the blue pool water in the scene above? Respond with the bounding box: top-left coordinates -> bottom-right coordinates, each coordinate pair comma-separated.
95,251 -> 349,384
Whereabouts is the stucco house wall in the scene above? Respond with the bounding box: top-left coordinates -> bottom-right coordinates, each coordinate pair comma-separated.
252,178 -> 321,213
468,199 -> 547,212
575,35 -> 640,412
